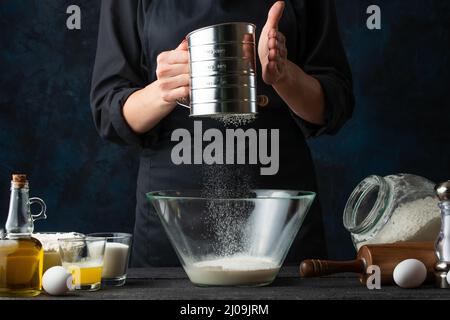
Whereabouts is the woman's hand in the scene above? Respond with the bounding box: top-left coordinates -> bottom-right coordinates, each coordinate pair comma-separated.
155,40 -> 190,104
122,40 -> 190,134
258,1 -> 287,86
257,1 -> 326,126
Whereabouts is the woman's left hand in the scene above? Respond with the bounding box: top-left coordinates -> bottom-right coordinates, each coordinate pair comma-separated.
258,1 -> 287,86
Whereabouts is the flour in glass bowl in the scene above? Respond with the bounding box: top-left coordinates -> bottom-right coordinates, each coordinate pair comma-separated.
355,196 -> 441,249
185,255 -> 280,286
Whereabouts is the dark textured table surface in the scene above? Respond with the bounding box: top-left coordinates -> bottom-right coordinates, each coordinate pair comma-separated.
3,267 -> 450,300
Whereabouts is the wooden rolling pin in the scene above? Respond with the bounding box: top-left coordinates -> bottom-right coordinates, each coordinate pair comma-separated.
300,242 -> 437,285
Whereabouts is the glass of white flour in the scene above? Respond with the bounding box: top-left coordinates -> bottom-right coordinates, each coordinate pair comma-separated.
88,233 -> 132,286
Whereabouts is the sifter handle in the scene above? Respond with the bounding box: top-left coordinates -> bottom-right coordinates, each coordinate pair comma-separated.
299,259 -> 366,278
177,97 -> 191,109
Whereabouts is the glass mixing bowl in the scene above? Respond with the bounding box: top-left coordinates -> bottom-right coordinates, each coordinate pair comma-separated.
146,189 -> 316,287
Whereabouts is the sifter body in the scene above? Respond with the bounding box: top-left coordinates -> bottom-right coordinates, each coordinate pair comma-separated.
183,22 -> 258,117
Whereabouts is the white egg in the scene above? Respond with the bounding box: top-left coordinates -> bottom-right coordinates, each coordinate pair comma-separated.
393,259 -> 427,289
42,266 -> 73,296
446,271 -> 450,286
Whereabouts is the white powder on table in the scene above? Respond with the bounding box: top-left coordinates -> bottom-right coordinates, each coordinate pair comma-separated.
185,256 -> 280,286
33,232 -> 84,272
356,196 -> 441,248
33,232 -> 83,251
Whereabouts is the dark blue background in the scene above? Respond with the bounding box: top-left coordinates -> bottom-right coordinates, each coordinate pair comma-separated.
1,1 -> 449,260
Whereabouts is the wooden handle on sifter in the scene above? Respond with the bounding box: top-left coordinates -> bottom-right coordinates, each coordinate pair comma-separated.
300,259 -> 366,278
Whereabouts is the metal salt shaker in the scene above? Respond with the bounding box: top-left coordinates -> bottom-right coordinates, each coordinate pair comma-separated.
434,181 -> 450,288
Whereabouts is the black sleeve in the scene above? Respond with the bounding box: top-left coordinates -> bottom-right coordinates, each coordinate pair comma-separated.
90,0 -> 148,147
291,0 -> 355,137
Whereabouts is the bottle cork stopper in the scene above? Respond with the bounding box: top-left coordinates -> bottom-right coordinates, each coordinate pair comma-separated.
12,174 -> 28,188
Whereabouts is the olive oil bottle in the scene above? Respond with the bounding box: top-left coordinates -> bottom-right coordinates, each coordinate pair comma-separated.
0,174 -> 47,297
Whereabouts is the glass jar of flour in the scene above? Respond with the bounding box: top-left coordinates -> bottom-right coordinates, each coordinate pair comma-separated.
343,174 -> 441,250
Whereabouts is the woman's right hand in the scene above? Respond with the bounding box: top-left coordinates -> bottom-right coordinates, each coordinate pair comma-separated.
155,40 -> 190,104
123,40 -> 190,134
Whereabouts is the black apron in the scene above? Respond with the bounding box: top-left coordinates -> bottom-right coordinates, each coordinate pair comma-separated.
92,0 -> 354,267
131,0 -> 327,267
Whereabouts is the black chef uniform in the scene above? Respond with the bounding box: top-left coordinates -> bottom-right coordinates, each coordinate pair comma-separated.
90,0 -> 354,267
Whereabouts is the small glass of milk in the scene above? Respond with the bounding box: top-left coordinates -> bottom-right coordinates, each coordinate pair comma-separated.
88,233 -> 132,286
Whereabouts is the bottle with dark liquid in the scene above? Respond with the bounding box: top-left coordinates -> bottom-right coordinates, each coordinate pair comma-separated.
0,174 -> 47,297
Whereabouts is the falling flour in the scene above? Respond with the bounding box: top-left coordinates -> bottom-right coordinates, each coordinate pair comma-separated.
355,196 -> 441,249
185,256 -> 280,286
211,113 -> 256,127
193,167 -> 281,286
201,165 -> 255,256
194,117 -> 275,285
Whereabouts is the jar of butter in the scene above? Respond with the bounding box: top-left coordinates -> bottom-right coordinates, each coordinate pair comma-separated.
343,173 -> 441,250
